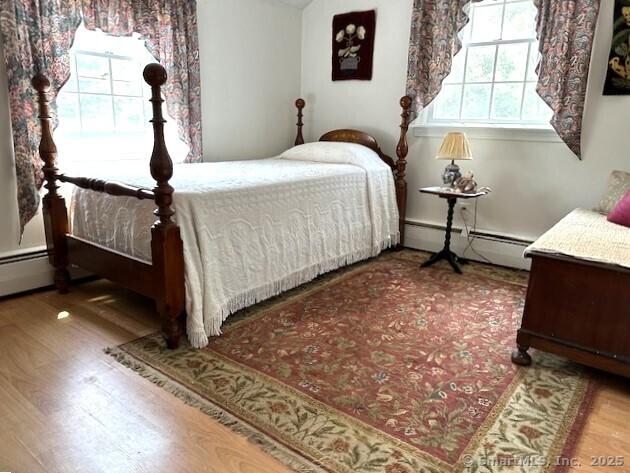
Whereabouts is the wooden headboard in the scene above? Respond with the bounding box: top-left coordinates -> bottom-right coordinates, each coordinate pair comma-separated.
292,96 -> 413,245
319,129 -> 396,170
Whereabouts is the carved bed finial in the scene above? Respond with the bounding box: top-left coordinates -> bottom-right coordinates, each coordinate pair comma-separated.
143,63 -> 168,88
32,72 -> 70,293
395,96 -> 413,247
143,63 -> 174,226
32,73 -> 51,93
295,98 -> 305,145
396,96 -> 412,174
32,73 -> 57,194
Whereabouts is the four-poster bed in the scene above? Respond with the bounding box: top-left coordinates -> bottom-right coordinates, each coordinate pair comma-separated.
33,63 -> 413,349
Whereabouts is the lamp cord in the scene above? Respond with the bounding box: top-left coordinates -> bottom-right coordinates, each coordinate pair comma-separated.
460,199 -> 493,265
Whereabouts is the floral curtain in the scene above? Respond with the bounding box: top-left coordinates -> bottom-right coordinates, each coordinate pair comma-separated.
534,0 -> 600,159
405,0 -> 600,159
405,0 -> 482,112
0,0 -> 83,233
80,0 -> 202,164
0,0 -> 202,236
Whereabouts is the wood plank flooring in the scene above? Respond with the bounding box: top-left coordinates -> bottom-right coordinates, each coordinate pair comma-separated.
0,280 -> 628,473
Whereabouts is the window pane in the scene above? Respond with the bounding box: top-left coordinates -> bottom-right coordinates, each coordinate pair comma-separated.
470,4 -> 503,42
114,97 -> 145,131
429,1 -> 544,126
465,45 -> 496,83
502,1 -> 537,40
522,82 -> 553,122
144,99 -> 152,122
78,77 -> 110,94
433,84 -> 462,119
526,46 -> 540,81
64,59 -> 78,93
56,92 -> 81,131
444,51 -> 466,84
462,84 -> 491,119
111,58 -> 141,81
76,54 -> 110,79
491,82 -> 524,120
494,43 -> 529,81
80,95 -> 114,131
142,81 -> 152,98
113,80 -> 142,96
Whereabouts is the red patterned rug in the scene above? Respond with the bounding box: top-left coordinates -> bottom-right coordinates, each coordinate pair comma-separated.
108,251 -> 595,473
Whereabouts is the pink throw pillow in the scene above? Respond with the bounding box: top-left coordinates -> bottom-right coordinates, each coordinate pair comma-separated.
607,190 -> 630,228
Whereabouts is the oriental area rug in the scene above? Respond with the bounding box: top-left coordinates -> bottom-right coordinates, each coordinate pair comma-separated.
107,250 -> 596,473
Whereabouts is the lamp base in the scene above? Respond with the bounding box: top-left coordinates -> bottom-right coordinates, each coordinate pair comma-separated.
442,161 -> 461,187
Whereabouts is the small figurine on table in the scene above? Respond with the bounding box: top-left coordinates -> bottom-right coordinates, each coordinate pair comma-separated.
453,171 -> 477,193
453,171 -> 491,195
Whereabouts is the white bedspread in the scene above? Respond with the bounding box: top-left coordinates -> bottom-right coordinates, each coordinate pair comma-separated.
69,143 -> 399,347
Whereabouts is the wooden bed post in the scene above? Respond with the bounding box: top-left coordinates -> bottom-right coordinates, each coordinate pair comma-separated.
295,98 -> 305,145
395,96 -> 412,247
33,74 -> 70,293
143,64 -> 186,349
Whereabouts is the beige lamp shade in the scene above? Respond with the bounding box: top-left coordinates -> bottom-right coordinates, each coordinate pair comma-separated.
435,132 -> 473,161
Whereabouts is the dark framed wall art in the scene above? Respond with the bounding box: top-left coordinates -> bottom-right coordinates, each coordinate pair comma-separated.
604,0 -> 630,94
332,10 -> 376,81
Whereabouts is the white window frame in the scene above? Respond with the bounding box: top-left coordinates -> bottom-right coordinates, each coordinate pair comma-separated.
62,50 -> 149,133
55,24 -> 189,164
413,0 -> 560,142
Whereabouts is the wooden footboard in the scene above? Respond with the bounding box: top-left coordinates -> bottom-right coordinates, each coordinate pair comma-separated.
512,254 -> 630,378
33,64 -> 186,349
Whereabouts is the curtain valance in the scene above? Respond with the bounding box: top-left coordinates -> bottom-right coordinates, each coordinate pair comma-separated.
0,0 -> 202,235
405,0 -> 600,159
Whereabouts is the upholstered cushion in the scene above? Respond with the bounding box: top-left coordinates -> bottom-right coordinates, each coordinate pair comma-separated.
607,190 -> 630,228
525,209 -> 630,269
597,170 -> 630,214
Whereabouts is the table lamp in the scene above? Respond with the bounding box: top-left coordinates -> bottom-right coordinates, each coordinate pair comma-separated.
436,132 -> 473,187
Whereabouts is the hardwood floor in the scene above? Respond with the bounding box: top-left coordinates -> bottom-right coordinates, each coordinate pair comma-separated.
0,280 -> 292,473
0,280 -> 628,473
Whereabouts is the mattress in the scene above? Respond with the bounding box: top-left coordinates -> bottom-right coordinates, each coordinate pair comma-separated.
68,142 -> 399,347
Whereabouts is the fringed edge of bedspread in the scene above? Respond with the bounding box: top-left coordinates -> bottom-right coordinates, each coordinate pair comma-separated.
187,233 -> 399,349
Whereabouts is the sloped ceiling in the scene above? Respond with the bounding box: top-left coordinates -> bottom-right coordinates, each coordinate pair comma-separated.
276,0 -> 313,8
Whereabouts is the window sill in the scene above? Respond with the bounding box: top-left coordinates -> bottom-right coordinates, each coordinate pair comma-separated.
412,123 -> 561,143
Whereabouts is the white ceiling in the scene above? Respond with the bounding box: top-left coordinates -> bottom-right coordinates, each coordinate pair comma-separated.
276,0 -> 313,8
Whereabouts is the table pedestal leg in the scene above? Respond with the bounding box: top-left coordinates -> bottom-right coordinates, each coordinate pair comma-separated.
421,197 -> 465,274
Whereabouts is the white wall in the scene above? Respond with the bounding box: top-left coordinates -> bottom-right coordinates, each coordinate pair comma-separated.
0,0 -> 303,292
301,0 -> 629,248
199,0 -> 303,161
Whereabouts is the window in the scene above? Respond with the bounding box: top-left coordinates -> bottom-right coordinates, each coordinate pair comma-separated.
56,24 -> 188,164
427,0 -> 552,127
